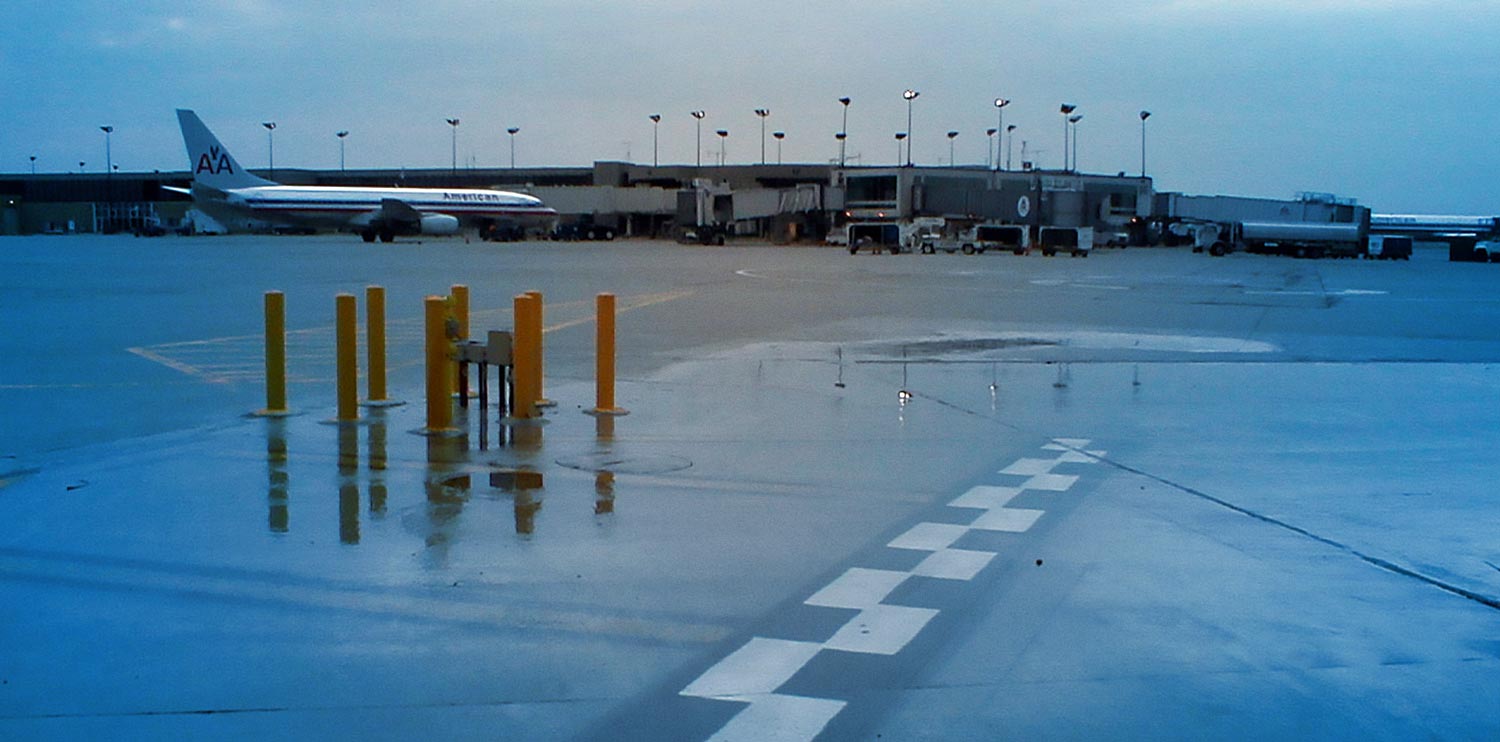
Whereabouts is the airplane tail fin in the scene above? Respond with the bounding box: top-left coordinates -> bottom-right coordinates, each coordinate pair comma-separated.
176,109 -> 276,190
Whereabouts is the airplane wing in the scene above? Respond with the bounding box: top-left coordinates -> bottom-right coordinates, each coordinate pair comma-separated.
378,198 -> 423,228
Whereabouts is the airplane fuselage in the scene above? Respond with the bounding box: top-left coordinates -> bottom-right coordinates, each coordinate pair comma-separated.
219,185 -> 556,228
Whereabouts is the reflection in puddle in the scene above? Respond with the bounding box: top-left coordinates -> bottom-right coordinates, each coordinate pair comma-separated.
266,419 -> 288,533
514,489 -> 541,535
368,415 -> 388,517
339,482 -> 360,544
595,471 -> 615,515
338,422 -> 360,544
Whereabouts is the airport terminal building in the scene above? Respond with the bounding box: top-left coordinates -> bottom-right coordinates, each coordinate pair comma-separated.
1,162 -> 1154,241
3,161 -> 1386,251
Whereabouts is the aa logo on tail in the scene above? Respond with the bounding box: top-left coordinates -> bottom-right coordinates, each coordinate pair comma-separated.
195,146 -> 234,175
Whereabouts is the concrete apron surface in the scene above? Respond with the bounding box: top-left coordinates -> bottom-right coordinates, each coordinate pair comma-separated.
2,344 -> 1498,740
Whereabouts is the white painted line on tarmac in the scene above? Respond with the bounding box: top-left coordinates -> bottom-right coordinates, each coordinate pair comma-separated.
805,568 -> 910,610
822,604 -> 940,655
1022,473 -> 1079,491
888,522 -> 971,552
970,507 -> 1045,533
911,548 -> 995,581
1047,438 -> 1093,449
683,439 -> 1103,741
707,694 -> 847,742
1057,449 -> 1106,463
681,638 -> 825,699
949,485 -> 1024,510
1000,458 -> 1059,476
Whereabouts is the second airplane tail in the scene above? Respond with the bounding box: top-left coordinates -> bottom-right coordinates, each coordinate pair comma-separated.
176,109 -> 277,191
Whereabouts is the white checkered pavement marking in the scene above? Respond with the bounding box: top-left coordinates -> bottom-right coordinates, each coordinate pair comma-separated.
680,438 -> 1097,740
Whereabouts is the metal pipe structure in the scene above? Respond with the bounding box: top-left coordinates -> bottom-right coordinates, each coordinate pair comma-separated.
450,284 -> 469,396
993,98 -> 1009,170
838,97 -> 851,167
364,285 -> 394,405
1140,110 -> 1152,178
525,290 -> 552,407
1058,104 -> 1076,170
649,114 -> 661,167
511,293 -> 540,419
903,90 -> 920,166
260,291 -> 289,416
424,295 -> 455,431
335,293 -> 358,422
591,292 -> 627,415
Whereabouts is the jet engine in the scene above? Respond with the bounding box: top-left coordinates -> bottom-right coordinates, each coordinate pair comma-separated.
420,214 -> 461,235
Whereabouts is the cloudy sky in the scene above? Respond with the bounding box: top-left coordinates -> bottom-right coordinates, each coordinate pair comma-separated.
4,0 -> 1497,213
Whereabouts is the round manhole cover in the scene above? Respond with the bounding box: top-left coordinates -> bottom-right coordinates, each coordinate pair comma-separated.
555,453 -> 692,475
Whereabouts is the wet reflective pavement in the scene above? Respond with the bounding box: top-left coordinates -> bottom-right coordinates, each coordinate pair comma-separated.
2,237 -> 1499,739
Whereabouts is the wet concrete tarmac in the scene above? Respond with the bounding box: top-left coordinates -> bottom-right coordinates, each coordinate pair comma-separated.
1,236 -> 1498,739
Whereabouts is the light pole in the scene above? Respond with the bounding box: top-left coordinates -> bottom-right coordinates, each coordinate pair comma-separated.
716,129 -> 728,166
262,121 -> 276,178
1058,104 -> 1076,170
507,127 -> 520,169
993,98 -> 1009,170
1068,114 -> 1083,173
336,130 -> 348,171
902,89 -> 919,166
986,128 -> 997,168
773,131 -> 785,165
444,118 -> 460,175
649,114 -> 661,167
691,110 -> 706,168
1139,110 -> 1152,178
99,126 -> 113,174
838,97 -> 851,167
947,131 -> 959,167
895,132 -> 907,166
1006,124 -> 1017,170
754,108 -> 770,165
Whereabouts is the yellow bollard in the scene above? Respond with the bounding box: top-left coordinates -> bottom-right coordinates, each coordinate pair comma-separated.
525,290 -> 553,407
335,293 -> 358,422
450,284 -> 470,394
511,293 -> 539,419
423,295 -> 456,431
591,292 -> 628,415
258,290 -> 290,416
365,286 -> 391,405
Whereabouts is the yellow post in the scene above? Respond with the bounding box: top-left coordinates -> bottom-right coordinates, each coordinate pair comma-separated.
335,293 -> 358,422
365,286 -> 387,403
424,295 -> 455,431
259,290 -> 289,415
525,290 -> 553,406
592,292 -> 627,415
511,293 -> 539,419
451,284 -> 469,393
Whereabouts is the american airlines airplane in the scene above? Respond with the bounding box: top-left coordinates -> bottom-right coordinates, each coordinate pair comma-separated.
172,109 -> 557,241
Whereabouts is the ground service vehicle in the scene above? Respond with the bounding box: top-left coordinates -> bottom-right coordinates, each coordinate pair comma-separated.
1037,226 -> 1093,257
847,222 -> 904,254
1366,235 -> 1413,260
1210,221 -> 1365,258
974,224 -> 1030,254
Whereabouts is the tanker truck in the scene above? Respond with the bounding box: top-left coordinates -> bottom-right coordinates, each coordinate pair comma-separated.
1208,221 -> 1367,259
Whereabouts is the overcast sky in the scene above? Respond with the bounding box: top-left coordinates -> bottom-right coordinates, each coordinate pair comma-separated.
4,0 -> 1497,213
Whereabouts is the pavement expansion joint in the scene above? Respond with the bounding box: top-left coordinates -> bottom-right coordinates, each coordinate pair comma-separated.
678,439 -> 1100,740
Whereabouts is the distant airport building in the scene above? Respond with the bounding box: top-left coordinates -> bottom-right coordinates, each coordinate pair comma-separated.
3,161 -> 1414,250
